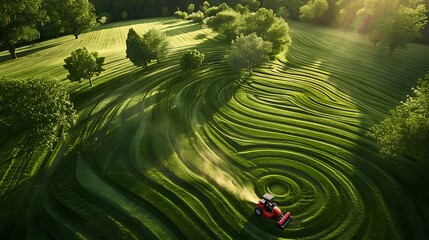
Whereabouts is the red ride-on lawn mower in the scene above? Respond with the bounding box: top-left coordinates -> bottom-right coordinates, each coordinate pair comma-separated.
255,193 -> 292,228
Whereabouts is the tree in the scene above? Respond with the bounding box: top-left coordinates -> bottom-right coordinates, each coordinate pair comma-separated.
229,33 -> 272,75
50,0 -> 98,39
382,4 -> 428,54
368,72 -> 429,159
188,3 -> 196,13
190,11 -> 205,23
205,10 -> 241,40
174,10 -> 189,19
238,0 -> 261,12
126,28 -> 168,67
242,8 -> 292,55
0,77 -> 76,149
337,0 -> 428,53
203,1 -> 211,11
63,48 -> 105,86
142,29 -> 170,63
299,0 -> 329,22
126,28 -> 151,67
40,0 -> 65,39
180,49 -> 205,75
235,4 -> 250,15
0,0 -> 47,59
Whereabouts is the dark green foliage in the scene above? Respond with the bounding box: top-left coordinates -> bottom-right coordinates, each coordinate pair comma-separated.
40,0 -> 65,39
337,0 -> 428,53
190,11 -> 205,23
242,8 -> 292,55
205,10 -> 241,40
174,10 -> 189,19
0,0 -> 47,59
384,4 -> 428,54
229,33 -> 272,75
234,4 -> 250,14
142,29 -> 170,63
126,28 -> 169,67
263,0 -> 312,20
63,47 -> 105,86
126,28 -> 151,67
237,0 -> 260,12
299,0 -> 329,22
204,6 -> 221,17
368,73 -> 429,158
0,77 -> 76,149
205,3 -> 230,17
188,3 -> 196,13
180,49 -> 205,74
47,0 -> 98,39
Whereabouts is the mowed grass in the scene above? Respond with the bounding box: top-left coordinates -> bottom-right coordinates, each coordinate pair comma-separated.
1,17 -> 429,239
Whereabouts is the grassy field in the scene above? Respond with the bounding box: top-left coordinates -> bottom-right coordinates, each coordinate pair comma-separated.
1,17 -> 429,239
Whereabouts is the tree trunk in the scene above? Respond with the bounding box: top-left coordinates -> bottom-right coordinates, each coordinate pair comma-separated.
88,78 -> 93,86
74,34 -> 79,39
6,43 -> 17,60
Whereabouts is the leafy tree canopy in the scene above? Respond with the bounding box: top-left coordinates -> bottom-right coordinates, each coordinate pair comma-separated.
142,28 -> 170,63
205,10 -> 241,40
0,77 -> 76,149
242,8 -> 292,55
126,28 -> 169,68
180,49 -> 205,75
337,0 -> 428,53
48,0 -> 98,39
229,33 -> 272,75
63,47 -> 105,86
299,0 -> 329,22
126,28 -> 151,67
368,72 -> 429,159
0,0 -> 47,59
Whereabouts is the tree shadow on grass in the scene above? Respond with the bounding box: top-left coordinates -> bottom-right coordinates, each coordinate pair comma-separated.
94,17 -> 177,31
162,23 -> 203,37
275,21 -> 429,239
0,43 -> 61,63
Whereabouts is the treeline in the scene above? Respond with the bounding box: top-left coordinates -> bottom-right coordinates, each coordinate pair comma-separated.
1,0 -> 428,60
90,0 -> 308,22
91,0 -> 429,45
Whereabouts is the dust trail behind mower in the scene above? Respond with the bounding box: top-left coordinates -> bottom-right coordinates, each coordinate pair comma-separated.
255,193 -> 292,228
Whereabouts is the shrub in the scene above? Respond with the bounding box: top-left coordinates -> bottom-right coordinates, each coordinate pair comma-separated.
180,49 -> 204,75
191,11 -> 205,23
174,10 -> 188,19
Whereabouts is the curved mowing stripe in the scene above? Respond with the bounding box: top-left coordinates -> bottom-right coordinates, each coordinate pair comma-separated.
1,18 -> 429,239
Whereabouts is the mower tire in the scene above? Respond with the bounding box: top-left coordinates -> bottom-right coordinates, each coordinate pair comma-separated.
255,207 -> 262,216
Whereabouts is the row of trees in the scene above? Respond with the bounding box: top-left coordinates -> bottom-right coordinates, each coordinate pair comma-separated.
2,0 -> 427,59
88,0 -> 322,22
203,6 -> 291,56
0,0 -> 98,59
300,0 -> 428,53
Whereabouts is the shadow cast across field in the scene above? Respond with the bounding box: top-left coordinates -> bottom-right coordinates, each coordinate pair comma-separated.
0,43 -> 61,63
162,23 -> 203,37
66,37 -> 258,238
94,17 -> 178,31
261,21 -> 429,239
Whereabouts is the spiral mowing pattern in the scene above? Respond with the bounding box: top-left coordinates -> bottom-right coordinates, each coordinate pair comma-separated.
1,19 -> 429,239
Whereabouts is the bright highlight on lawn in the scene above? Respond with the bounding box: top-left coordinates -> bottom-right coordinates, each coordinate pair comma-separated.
0,13 -> 429,240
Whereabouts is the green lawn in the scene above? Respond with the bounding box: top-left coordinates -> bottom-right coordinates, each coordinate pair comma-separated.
1,17 -> 429,239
